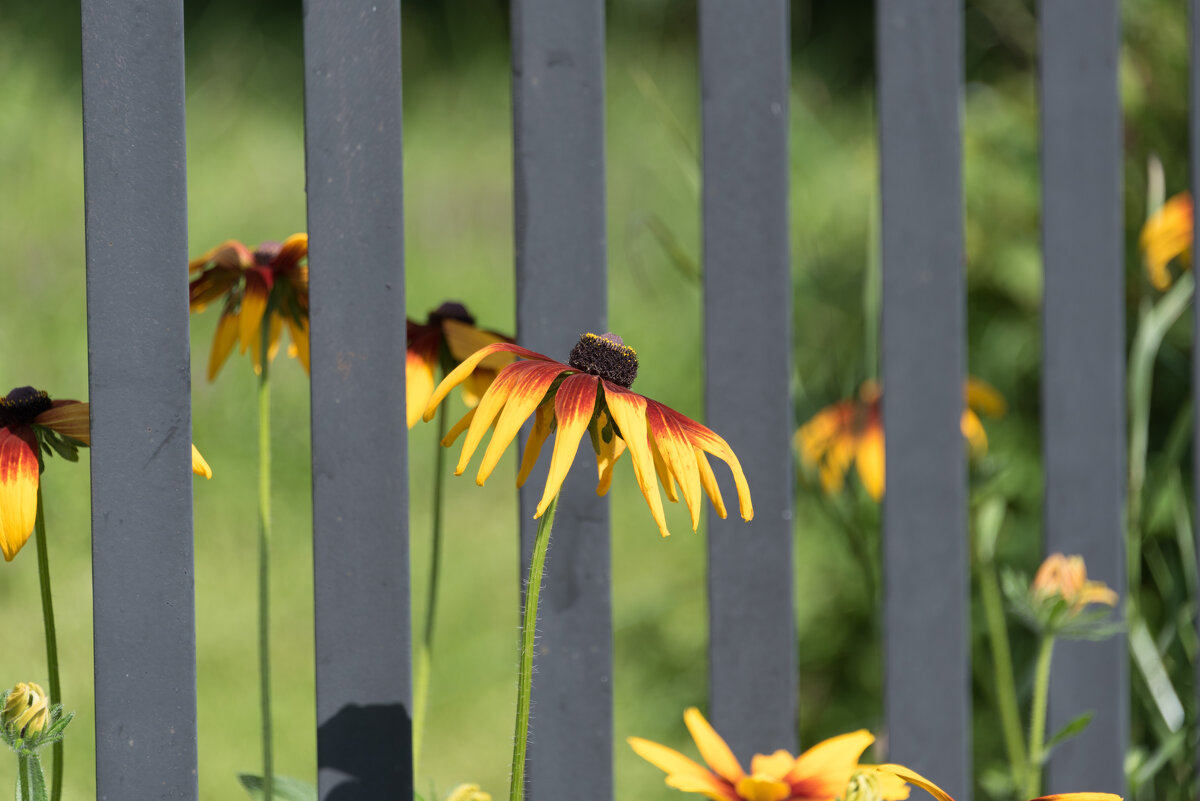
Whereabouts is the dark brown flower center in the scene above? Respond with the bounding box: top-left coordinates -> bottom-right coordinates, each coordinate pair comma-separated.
254,242 -> 282,265
568,332 -> 638,388
428,301 -> 476,327
0,386 -> 51,428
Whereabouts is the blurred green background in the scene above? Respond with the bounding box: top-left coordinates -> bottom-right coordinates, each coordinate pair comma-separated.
0,0 -> 1196,799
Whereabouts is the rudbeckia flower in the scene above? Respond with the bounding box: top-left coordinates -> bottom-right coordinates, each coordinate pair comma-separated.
422,332 -> 752,538
1031,553 -> 1118,612
1139,192 -> 1192,291
875,763 -> 1120,801
628,707 -> 907,801
406,301 -> 514,428
796,377 -> 1005,501
188,234 -> 310,379
0,386 -> 212,562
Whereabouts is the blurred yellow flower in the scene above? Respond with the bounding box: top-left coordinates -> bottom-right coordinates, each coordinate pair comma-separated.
445,784 -> 492,801
2,682 -> 48,739
1032,553 -> 1118,611
628,707 -> 907,801
875,763 -> 1120,801
1139,192 -> 1192,290
796,378 -> 1004,500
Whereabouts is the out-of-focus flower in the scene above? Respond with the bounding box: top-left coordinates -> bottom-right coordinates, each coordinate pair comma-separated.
1139,192 -> 1192,290
1,682 -> 48,740
188,234 -> 309,379
1032,553 -> 1118,612
444,784 -> 492,801
628,707 -> 906,801
875,763 -> 1120,801
191,444 -> 213,480
423,332 -> 752,537
406,301 -> 513,428
796,378 -> 1005,501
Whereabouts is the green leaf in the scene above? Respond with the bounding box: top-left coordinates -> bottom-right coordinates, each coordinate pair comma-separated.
1043,710 -> 1093,755
238,774 -> 318,801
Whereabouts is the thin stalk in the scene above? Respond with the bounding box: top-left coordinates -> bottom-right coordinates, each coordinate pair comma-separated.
1026,633 -> 1056,798
508,495 -> 559,801
257,349 -> 274,801
33,488 -> 61,801
978,556 -> 1026,789
412,405 -> 448,775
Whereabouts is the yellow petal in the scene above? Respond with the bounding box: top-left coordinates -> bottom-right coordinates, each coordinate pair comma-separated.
442,408 -> 477,448
286,314 -> 310,375
191,444 -> 212,479
1140,192 -> 1193,290
857,765 -> 912,800
750,750 -> 797,782
683,707 -> 744,785
960,410 -> 988,458
406,344 -> 438,429
964,377 -> 1006,418
476,362 -> 565,485
651,434 -> 680,503
442,318 -> 514,370
595,419 -> 627,497
534,374 -> 599,517
695,449 -> 727,519
734,775 -> 791,801
516,404 -> 553,488
0,428 -> 40,562
872,765 -> 955,801
207,308 -> 241,382
423,343 -> 553,423
855,425 -> 885,500
648,402 -> 704,530
454,364 -> 521,476
628,736 -> 720,784
675,415 -> 753,522
238,278 -> 269,355
35,401 -> 91,445
786,729 -> 874,798
603,383 -> 669,537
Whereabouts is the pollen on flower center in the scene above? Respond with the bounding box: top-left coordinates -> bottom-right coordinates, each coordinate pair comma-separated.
429,301 -> 476,326
0,386 -> 51,427
568,332 -> 638,388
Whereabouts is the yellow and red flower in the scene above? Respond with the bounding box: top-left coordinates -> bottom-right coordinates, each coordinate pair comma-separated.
628,707 -> 907,801
0,385 -> 211,562
796,377 -> 1005,501
876,763 -> 1120,801
406,302 -> 513,428
1139,192 -> 1192,291
188,234 -> 310,379
422,332 -> 752,538
1031,553 -> 1118,612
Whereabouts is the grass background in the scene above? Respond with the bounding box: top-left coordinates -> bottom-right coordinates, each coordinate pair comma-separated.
0,1 -> 1195,799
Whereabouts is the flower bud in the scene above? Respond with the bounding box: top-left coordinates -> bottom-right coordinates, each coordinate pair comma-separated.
844,770 -> 884,801
2,683 -> 48,739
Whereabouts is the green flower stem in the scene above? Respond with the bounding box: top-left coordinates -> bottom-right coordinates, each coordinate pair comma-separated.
977,554 -> 1026,790
508,495 -> 559,801
1026,633 -> 1056,798
33,488 -> 61,801
16,752 -> 47,801
257,352 -> 274,801
412,405 -> 448,776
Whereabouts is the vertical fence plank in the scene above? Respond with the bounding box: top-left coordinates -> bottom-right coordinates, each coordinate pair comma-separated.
1039,2 -> 1127,794
699,0 -> 795,761
877,3 -> 970,796
511,2 -> 611,799
302,2 -> 411,798
80,1 -> 197,798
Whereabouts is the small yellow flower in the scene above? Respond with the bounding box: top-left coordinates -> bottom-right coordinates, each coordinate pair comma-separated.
1032,553 -> 1118,611
406,302 -> 513,428
444,784 -> 492,801
628,707 -> 907,801
424,333 -> 752,537
1139,192 -> 1193,290
2,683 -> 48,739
875,763 -> 1120,801
797,378 -> 1004,500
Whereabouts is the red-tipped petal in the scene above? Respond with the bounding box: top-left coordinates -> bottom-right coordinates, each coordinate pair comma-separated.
535,374 -> 599,516
476,362 -> 565,484
673,412 -> 753,522
423,343 -> 560,423
0,427 -> 40,561
647,401 -> 704,531
516,403 -> 553,488
406,331 -> 441,428
602,382 -> 670,537
274,233 -> 308,273
189,240 -> 253,273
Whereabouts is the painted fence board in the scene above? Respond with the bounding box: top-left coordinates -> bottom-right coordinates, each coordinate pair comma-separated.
80,1 -> 198,798
302,2 -> 412,798
699,0 -> 796,762
877,3 -> 970,797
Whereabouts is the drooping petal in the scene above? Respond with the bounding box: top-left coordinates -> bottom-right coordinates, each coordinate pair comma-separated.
454,363 -> 528,475
602,382 -> 669,537
750,751 -> 796,782
191,444 -> 212,479
406,331 -> 440,428
647,400 -> 704,530
423,343 -> 560,423
672,410 -> 753,522
34,401 -> 90,445
959,410 -> 987,459
442,318 -> 514,368
964,377 -> 1006,418
273,233 -> 309,274
285,313 -> 311,375
650,435 -> 680,503
535,373 -> 599,517
207,306 -> 241,382
516,403 -> 553,488
871,765 -> 955,801
695,449 -> 727,519
442,408 -> 477,447
239,274 -> 270,358
476,362 -> 566,485
628,737 -> 736,801
595,415 -> 627,497
0,427 -> 40,562
188,239 -> 253,274
683,707 -> 745,785
786,729 -> 874,799
855,424 -> 885,500
188,268 -> 241,312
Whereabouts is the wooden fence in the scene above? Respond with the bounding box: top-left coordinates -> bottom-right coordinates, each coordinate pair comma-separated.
77,0 -> 1142,799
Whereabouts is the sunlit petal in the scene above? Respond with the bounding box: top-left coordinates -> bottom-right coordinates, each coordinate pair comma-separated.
786,730 -> 874,799
535,374 -> 599,516
191,444 -> 213,479
673,413 -> 753,522
960,410 -> 988,459
629,736 -> 735,801
855,425 -> 884,500
683,707 -> 744,785
603,382 -> 669,537
424,343 -> 558,422
650,434 -> 680,503
454,363 -> 527,475
0,427 -> 40,562
516,403 -> 553,488
406,332 -> 440,429
750,751 -> 796,781
648,401 -> 704,530
476,362 -> 565,485
207,307 -> 241,382
695,449 -> 727,519
872,765 -> 955,801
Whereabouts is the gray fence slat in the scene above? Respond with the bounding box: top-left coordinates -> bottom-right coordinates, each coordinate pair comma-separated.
80,1 -> 197,798
302,2 -> 411,798
511,2 -> 611,799
1039,2 -> 1127,794
1193,0 -> 1200,783
699,0 -> 795,762
877,3 -> 970,796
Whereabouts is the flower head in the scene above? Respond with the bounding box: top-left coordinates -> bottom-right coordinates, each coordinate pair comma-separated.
422,333 -> 752,537
406,301 -> 513,428
188,234 -> 310,379
1032,553 -> 1118,611
796,377 -> 1004,500
0,385 -> 211,562
1139,192 -> 1192,290
628,707 -> 904,801
875,763 -> 1120,801
1,683 -> 47,740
